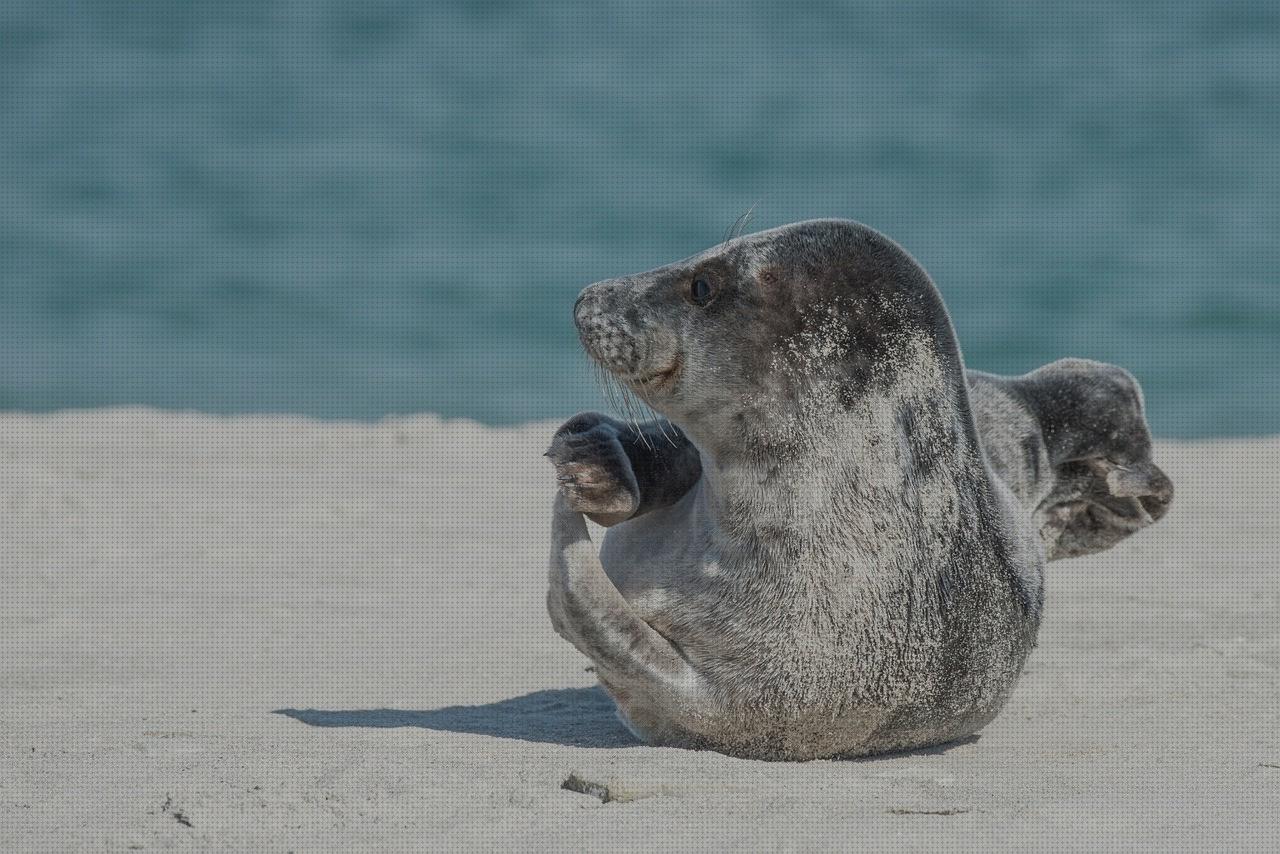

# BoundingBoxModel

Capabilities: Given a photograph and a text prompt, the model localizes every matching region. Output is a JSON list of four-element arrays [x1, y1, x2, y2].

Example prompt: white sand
[[1, 410, 1276, 850]]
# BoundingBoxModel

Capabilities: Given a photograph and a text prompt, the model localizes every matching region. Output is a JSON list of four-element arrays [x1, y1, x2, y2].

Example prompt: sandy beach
[[1, 409, 1276, 850]]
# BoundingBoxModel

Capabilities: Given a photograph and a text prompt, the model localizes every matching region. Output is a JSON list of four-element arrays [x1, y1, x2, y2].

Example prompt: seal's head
[[574, 219, 971, 457]]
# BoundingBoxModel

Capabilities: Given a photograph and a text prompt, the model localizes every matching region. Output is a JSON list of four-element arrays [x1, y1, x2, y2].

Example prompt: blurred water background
[[1, 1, 1277, 437]]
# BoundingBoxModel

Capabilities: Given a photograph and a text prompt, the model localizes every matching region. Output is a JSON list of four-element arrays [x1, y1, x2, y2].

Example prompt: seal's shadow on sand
[[274, 686, 641, 749], [276, 688, 982, 758]]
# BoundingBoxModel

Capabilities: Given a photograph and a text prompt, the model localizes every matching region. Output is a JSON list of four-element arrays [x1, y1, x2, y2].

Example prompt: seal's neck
[[699, 435, 896, 536], [678, 325, 988, 552], [691, 380, 985, 563], [696, 448, 844, 539]]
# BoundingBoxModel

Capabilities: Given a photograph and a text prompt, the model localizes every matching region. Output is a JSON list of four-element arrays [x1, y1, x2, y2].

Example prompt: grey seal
[[545, 219, 1172, 760]]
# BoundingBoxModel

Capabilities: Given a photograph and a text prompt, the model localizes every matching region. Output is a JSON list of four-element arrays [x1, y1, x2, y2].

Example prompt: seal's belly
[[607, 622, 1026, 761], [609, 614, 1030, 761], [595, 477, 1040, 760], [597, 487, 715, 621], [601, 556, 1033, 756]]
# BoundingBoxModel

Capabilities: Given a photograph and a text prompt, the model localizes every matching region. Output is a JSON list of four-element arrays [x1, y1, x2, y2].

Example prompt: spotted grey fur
[[546, 219, 1172, 760]]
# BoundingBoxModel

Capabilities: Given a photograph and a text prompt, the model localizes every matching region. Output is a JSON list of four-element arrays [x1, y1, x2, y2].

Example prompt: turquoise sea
[[1, 1, 1277, 437]]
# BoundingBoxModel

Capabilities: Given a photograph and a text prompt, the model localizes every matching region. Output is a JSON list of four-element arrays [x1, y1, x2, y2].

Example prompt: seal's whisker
[[654, 417, 681, 447], [591, 362, 654, 449], [723, 202, 759, 245], [722, 213, 742, 246], [594, 363, 622, 413], [599, 365, 663, 451], [617, 384, 655, 449], [734, 202, 758, 240]]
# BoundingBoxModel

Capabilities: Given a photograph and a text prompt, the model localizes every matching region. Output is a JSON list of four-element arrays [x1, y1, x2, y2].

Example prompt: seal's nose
[[573, 284, 607, 330]]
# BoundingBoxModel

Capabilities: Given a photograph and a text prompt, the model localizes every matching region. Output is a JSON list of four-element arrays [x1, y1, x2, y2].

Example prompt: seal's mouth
[[627, 354, 683, 392]]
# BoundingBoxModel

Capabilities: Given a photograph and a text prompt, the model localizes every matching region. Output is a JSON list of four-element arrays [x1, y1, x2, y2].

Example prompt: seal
[[545, 219, 1172, 760]]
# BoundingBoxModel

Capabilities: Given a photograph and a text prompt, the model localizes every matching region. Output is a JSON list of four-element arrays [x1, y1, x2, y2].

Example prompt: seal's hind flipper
[[1036, 456, 1173, 560], [968, 359, 1174, 561], [1012, 358, 1173, 560]]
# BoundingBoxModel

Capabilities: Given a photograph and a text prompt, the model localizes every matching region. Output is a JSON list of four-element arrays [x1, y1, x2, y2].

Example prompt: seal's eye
[[689, 276, 715, 306]]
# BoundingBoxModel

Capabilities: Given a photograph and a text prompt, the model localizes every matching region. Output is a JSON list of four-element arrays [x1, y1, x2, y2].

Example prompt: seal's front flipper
[[547, 412, 701, 527], [1037, 456, 1173, 560], [547, 415, 642, 526]]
